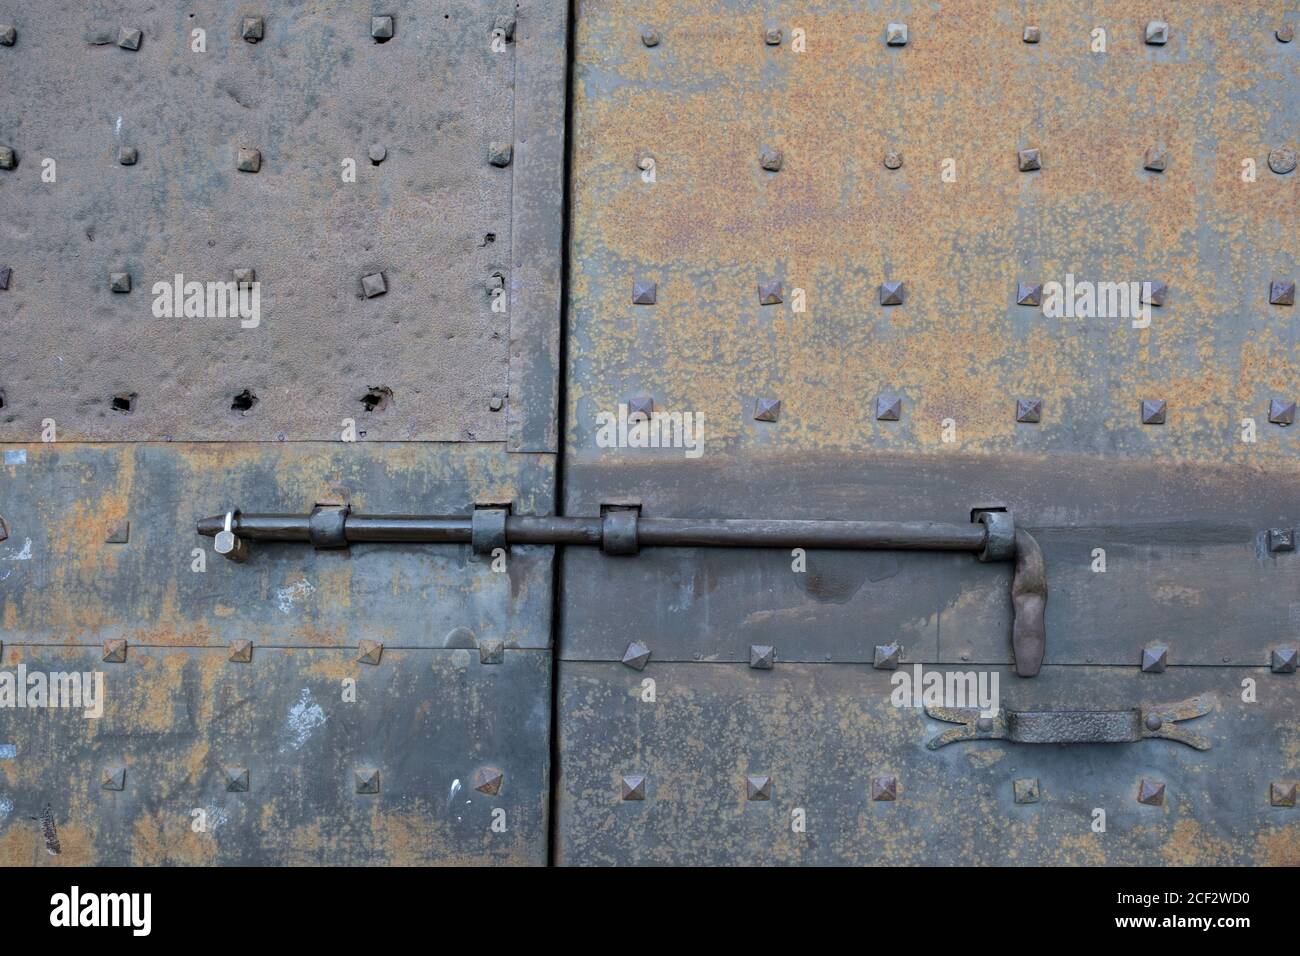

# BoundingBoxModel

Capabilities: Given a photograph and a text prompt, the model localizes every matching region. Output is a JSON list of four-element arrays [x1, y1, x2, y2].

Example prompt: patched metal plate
[[0, 1, 566, 444], [0, 443, 555, 648], [0, 644, 549, 865], [555, 664, 1299, 865]]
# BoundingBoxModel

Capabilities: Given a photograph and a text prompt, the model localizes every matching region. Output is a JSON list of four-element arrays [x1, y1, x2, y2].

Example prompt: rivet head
[[0, 25, 15, 46], [361, 272, 387, 298], [975, 716, 994, 733], [627, 395, 654, 418], [764, 28, 782, 46], [1268, 400, 1296, 425], [621, 640, 651, 670], [474, 767, 504, 795], [1016, 282, 1042, 306], [1268, 147, 1297, 175], [883, 150, 903, 169], [102, 639, 127, 663], [228, 639, 253, 663], [118, 146, 138, 166], [105, 519, 130, 543], [749, 644, 775, 669], [1137, 779, 1166, 805], [760, 148, 783, 171], [117, 27, 142, 51], [757, 280, 783, 305], [879, 280, 905, 306], [356, 639, 384, 665], [1144, 712, 1164, 731], [101, 767, 126, 791], [885, 23, 908, 46], [488, 142, 513, 167], [110, 272, 132, 294], [1013, 778, 1040, 804], [479, 639, 504, 664], [1022, 26, 1040, 44], [1278, 24, 1296, 43], [1271, 645, 1299, 673], [1271, 781, 1298, 807], [368, 144, 387, 164], [875, 395, 902, 422], [225, 767, 250, 792], [1144, 21, 1168, 45], [355, 768, 381, 794], [1143, 146, 1167, 172], [870, 776, 898, 801], [1140, 642, 1169, 672], [632, 279, 657, 305], [873, 643, 901, 670], [753, 397, 781, 422], [746, 775, 772, 801], [1269, 279, 1296, 305], [0, 146, 16, 170], [1140, 280, 1167, 306], [241, 17, 264, 42], [1017, 148, 1041, 171], [235, 147, 261, 172], [1015, 399, 1042, 423], [640, 29, 660, 48], [371, 16, 394, 40], [488, 394, 504, 412], [621, 774, 647, 800], [1140, 399, 1167, 425]]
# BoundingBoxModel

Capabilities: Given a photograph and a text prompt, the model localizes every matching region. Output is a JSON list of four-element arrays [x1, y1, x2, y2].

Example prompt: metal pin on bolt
[[214, 511, 249, 562]]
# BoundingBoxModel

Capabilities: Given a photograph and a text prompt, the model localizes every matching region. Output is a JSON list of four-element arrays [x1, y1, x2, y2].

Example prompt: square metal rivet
[[632, 279, 657, 304], [479, 639, 504, 664], [361, 272, 387, 298], [1268, 399, 1296, 425], [101, 766, 126, 791], [870, 775, 897, 801], [1140, 642, 1168, 672], [118, 146, 137, 166], [371, 16, 394, 40], [764, 27, 782, 46], [1271, 646, 1298, 673], [873, 643, 901, 670], [1145, 21, 1168, 45], [1269, 280, 1296, 306], [236, 147, 261, 172], [876, 395, 902, 421], [879, 280, 905, 306], [758, 280, 783, 305], [1016, 399, 1042, 423], [749, 644, 775, 669], [1022, 26, 1040, 43], [1271, 782, 1298, 807], [1137, 779, 1165, 805], [242, 17, 264, 42], [1268, 528, 1295, 553], [1140, 399, 1167, 425], [753, 397, 781, 422], [1140, 280, 1167, 306], [746, 775, 772, 801], [474, 767, 504, 794], [1143, 146, 1167, 172], [1016, 282, 1042, 306], [105, 519, 130, 543], [110, 272, 132, 293], [488, 142, 513, 167], [1013, 778, 1040, 804], [621, 774, 646, 800], [622, 640, 651, 670], [356, 639, 384, 665], [0, 146, 16, 170], [1017, 148, 1041, 171], [228, 639, 253, 663], [225, 767, 250, 792], [355, 768, 381, 794], [627, 395, 654, 418], [102, 639, 127, 663], [117, 27, 142, 51], [885, 23, 908, 46], [0, 25, 15, 46]]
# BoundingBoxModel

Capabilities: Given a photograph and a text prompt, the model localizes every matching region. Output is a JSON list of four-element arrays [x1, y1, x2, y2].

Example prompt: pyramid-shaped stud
[[236, 146, 261, 172], [632, 279, 657, 305], [753, 397, 781, 422], [474, 767, 504, 795], [759, 148, 783, 171], [1271, 646, 1298, 673], [873, 643, 901, 670], [749, 644, 775, 669], [1017, 148, 1041, 171], [371, 16, 394, 40], [102, 639, 127, 663], [1140, 280, 1166, 306], [241, 17, 264, 42], [479, 639, 504, 664], [758, 280, 783, 305], [1013, 778, 1040, 804], [885, 22, 908, 46], [356, 639, 384, 665], [101, 767, 126, 791], [1143, 146, 1167, 172], [361, 272, 387, 298], [870, 775, 897, 801], [228, 639, 253, 663], [1136, 779, 1165, 805], [746, 775, 772, 801], [627, 395, 654, 419], [1269, 280, 1296, 305], [355, 768, 381, 794], [1140, 399, 1167, 425], [110, 272, 132, 293], [879, 280, 905, 306], [0, 146, 16, 170], [118, 27, 142, 51], [621, 640, 651, 670], [621, 774, 647, 800], [1271, 781, 1298, 807], [1268, 399, 1296, 425], [1144, 21, 1168, 45], [876, 395, 902, 421], [1268, 528, 1295, 553], [488, 142, 513, 167], [105, 519, 130, 543], [1140, 642, 1169, 673], [1022, 26, 1040, 44], [225, 767, 250, 792], [1016, 282, 1042, 306], [1016, 399, 1042, 423], [118, 146, 138, 166]]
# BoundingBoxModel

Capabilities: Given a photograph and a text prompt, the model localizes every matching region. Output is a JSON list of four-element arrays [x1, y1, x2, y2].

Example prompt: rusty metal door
[[1, 2, 567, 865], [554, 2, 1300, 864]]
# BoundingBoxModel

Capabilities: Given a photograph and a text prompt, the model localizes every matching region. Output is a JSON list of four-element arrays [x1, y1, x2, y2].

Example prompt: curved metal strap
[[1011, 530, 1047, 677]]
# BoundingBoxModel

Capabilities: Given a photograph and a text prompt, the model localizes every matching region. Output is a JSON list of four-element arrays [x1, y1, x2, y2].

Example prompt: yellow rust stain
[[132, 811, 218, 866]]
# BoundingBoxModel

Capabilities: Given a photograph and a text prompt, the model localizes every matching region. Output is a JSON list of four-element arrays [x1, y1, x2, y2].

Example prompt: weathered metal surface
[[0, 1, 565, 442], [0, 644, 550, 865], [554, 664, 1299, 865], [0, 443, 555, 648]]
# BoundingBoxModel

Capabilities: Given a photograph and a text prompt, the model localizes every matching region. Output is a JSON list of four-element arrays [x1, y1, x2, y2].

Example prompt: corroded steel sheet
[[555, 663, 1299, 865], [0, 645, 550, 865]]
